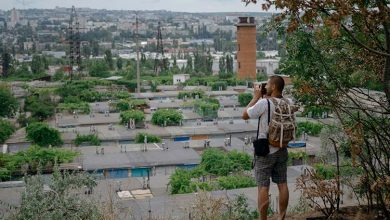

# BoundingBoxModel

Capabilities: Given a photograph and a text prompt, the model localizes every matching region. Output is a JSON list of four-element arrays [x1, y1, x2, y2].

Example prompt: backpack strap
[[256, 99, 270, 140]]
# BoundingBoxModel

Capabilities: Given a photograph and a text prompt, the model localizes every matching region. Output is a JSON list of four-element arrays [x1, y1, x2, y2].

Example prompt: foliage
[[238, 93, 253, 107], [201, 149, 252, 176], [74, 134, 100, 146], [0, 84, 19, 118], [24, 95, 56, 121], [177, 89, 205, 99], [129, 99, 148, 110], [296, 168, 342, 218], [52, 69, 65, 81], [296, 121, 324, 137], [0, 145, 78, 181], [169, 149, 253, 195], [89, 60, 110, 78], [57, 102, 90, 114], [1, 51, 12, 77], [0, 119, 15, 144], [151, 109, 183, 126], [119, 110, 145, 124], [12, 168, 101, 220], [168, 168, 192, 194], [256, 72, 268, 82], [115, 99, 131, 111], [26, 122, 63, 147], [217, 175, 256, 190], [193, 98, 220, 119], [135, 133, 161, 144], [211, 81, 227, 91]]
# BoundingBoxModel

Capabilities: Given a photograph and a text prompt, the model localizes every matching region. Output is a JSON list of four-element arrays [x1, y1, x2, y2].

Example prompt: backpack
[[268, 98, 298, 148]]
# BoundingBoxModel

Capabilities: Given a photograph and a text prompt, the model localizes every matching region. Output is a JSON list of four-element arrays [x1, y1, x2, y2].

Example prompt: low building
[[256, 58, 280, 76], [173, 74, 190, 85]]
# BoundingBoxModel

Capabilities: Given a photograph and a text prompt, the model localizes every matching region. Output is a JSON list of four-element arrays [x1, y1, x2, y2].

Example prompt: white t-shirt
[[247, 98, 293, 154]]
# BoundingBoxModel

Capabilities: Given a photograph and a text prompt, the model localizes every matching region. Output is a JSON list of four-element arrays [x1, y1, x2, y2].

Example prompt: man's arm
[[242, 84, 263, 120]]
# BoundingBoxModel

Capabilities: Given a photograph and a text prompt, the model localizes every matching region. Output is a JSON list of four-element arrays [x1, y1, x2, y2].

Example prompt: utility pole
[[136, 13, 140, 94]]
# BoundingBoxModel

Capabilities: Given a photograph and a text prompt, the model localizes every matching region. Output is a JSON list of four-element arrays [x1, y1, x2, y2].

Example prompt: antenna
[[136, 12, 140, 94], [67, 6, 82, 80], [154, 22, 167, 75]]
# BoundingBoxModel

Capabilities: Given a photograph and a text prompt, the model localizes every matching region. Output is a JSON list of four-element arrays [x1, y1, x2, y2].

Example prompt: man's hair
[[270, 75, 285, 92]]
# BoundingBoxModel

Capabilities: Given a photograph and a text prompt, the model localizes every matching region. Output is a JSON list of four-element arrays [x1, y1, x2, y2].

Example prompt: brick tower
[[236, 17, 256, 80]]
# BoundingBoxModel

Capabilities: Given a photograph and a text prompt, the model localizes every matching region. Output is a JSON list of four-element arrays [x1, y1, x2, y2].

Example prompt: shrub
[[238, 93, 253, 107], [115, 100, 131, 111], [57, 102, 90, 114], [26, 122, 63, 147], [287, 151, 309, 165], [24, 96, 56, 121], [0, 119, 15, 144], [129, 99, 148, 110], [74, 134, 100, 146], [120, 110, 145, 124], [135, 133, 161, 143], [151, 109, 183, 126], [0, 145, 78, 180], [211, 81, 227, 91], [169, 168, 192, 194], [296, 121, 324, 137], [217, 175, 256, 190], [227, 150, 252, 172], [194, 98, 220, 119], [177, 89, 205, 99]]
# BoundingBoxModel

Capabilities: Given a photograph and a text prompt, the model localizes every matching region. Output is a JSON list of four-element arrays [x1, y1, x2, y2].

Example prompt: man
[[242, 75, 289, 220]]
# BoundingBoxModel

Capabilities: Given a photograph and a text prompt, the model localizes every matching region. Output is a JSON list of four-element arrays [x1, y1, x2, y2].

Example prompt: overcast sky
[[0, 0, 275, 12]]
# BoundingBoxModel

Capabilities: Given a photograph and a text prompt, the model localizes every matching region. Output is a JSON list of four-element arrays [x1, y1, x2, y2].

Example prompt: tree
[[31, 54, 45, 74], [1, 51, 11, 77], [26, 122, 63, 147], [25, 94, 55, 121], [89, 60, 110, 78], [0, 119, 15, 144], [91, 40, 99, 57], [104, 49, 114, 70], [116, 57, 123, 70], [0, 84, 19, 118], [12, 168, 101, 220]]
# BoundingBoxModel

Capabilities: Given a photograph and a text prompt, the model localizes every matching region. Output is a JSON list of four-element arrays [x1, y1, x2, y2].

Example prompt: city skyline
[[0, 0, 277, 12]]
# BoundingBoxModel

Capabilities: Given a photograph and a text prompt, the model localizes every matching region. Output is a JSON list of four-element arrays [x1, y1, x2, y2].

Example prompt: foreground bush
[[169, 149, 253, 194], [0, 145, 78, 181], [0, 119, 15, 144]]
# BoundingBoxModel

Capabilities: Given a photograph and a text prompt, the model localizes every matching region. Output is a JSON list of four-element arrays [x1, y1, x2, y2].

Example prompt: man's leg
[[277, 183, 289, 220], [258, 186, 270, 220]]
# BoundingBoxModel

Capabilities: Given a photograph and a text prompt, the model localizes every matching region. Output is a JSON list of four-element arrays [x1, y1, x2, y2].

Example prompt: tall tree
[[1, 51, 11, 77], [104, 49, 114, 70], [31, 55, 45, 74], [116, 57, 123, 70], [0, 85, 19, 118]]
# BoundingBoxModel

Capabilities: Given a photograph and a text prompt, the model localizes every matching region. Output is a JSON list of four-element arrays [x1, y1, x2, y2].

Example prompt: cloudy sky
[[0, 0, 275, 12]]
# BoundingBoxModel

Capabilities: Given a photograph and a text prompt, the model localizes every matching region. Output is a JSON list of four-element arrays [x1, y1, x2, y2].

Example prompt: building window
[[238, 44, 240, 51], [238, 62, 241, 69]]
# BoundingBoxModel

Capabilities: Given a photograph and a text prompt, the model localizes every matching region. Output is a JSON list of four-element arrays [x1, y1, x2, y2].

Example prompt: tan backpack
[[268, 98, 298, 148]]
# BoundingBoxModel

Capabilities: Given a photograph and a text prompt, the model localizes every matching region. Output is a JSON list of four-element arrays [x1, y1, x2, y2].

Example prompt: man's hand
[[253, 84, 262, 100]]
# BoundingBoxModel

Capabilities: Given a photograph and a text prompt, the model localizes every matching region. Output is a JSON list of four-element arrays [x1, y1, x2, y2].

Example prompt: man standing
[[242, 75, 290, 220]]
